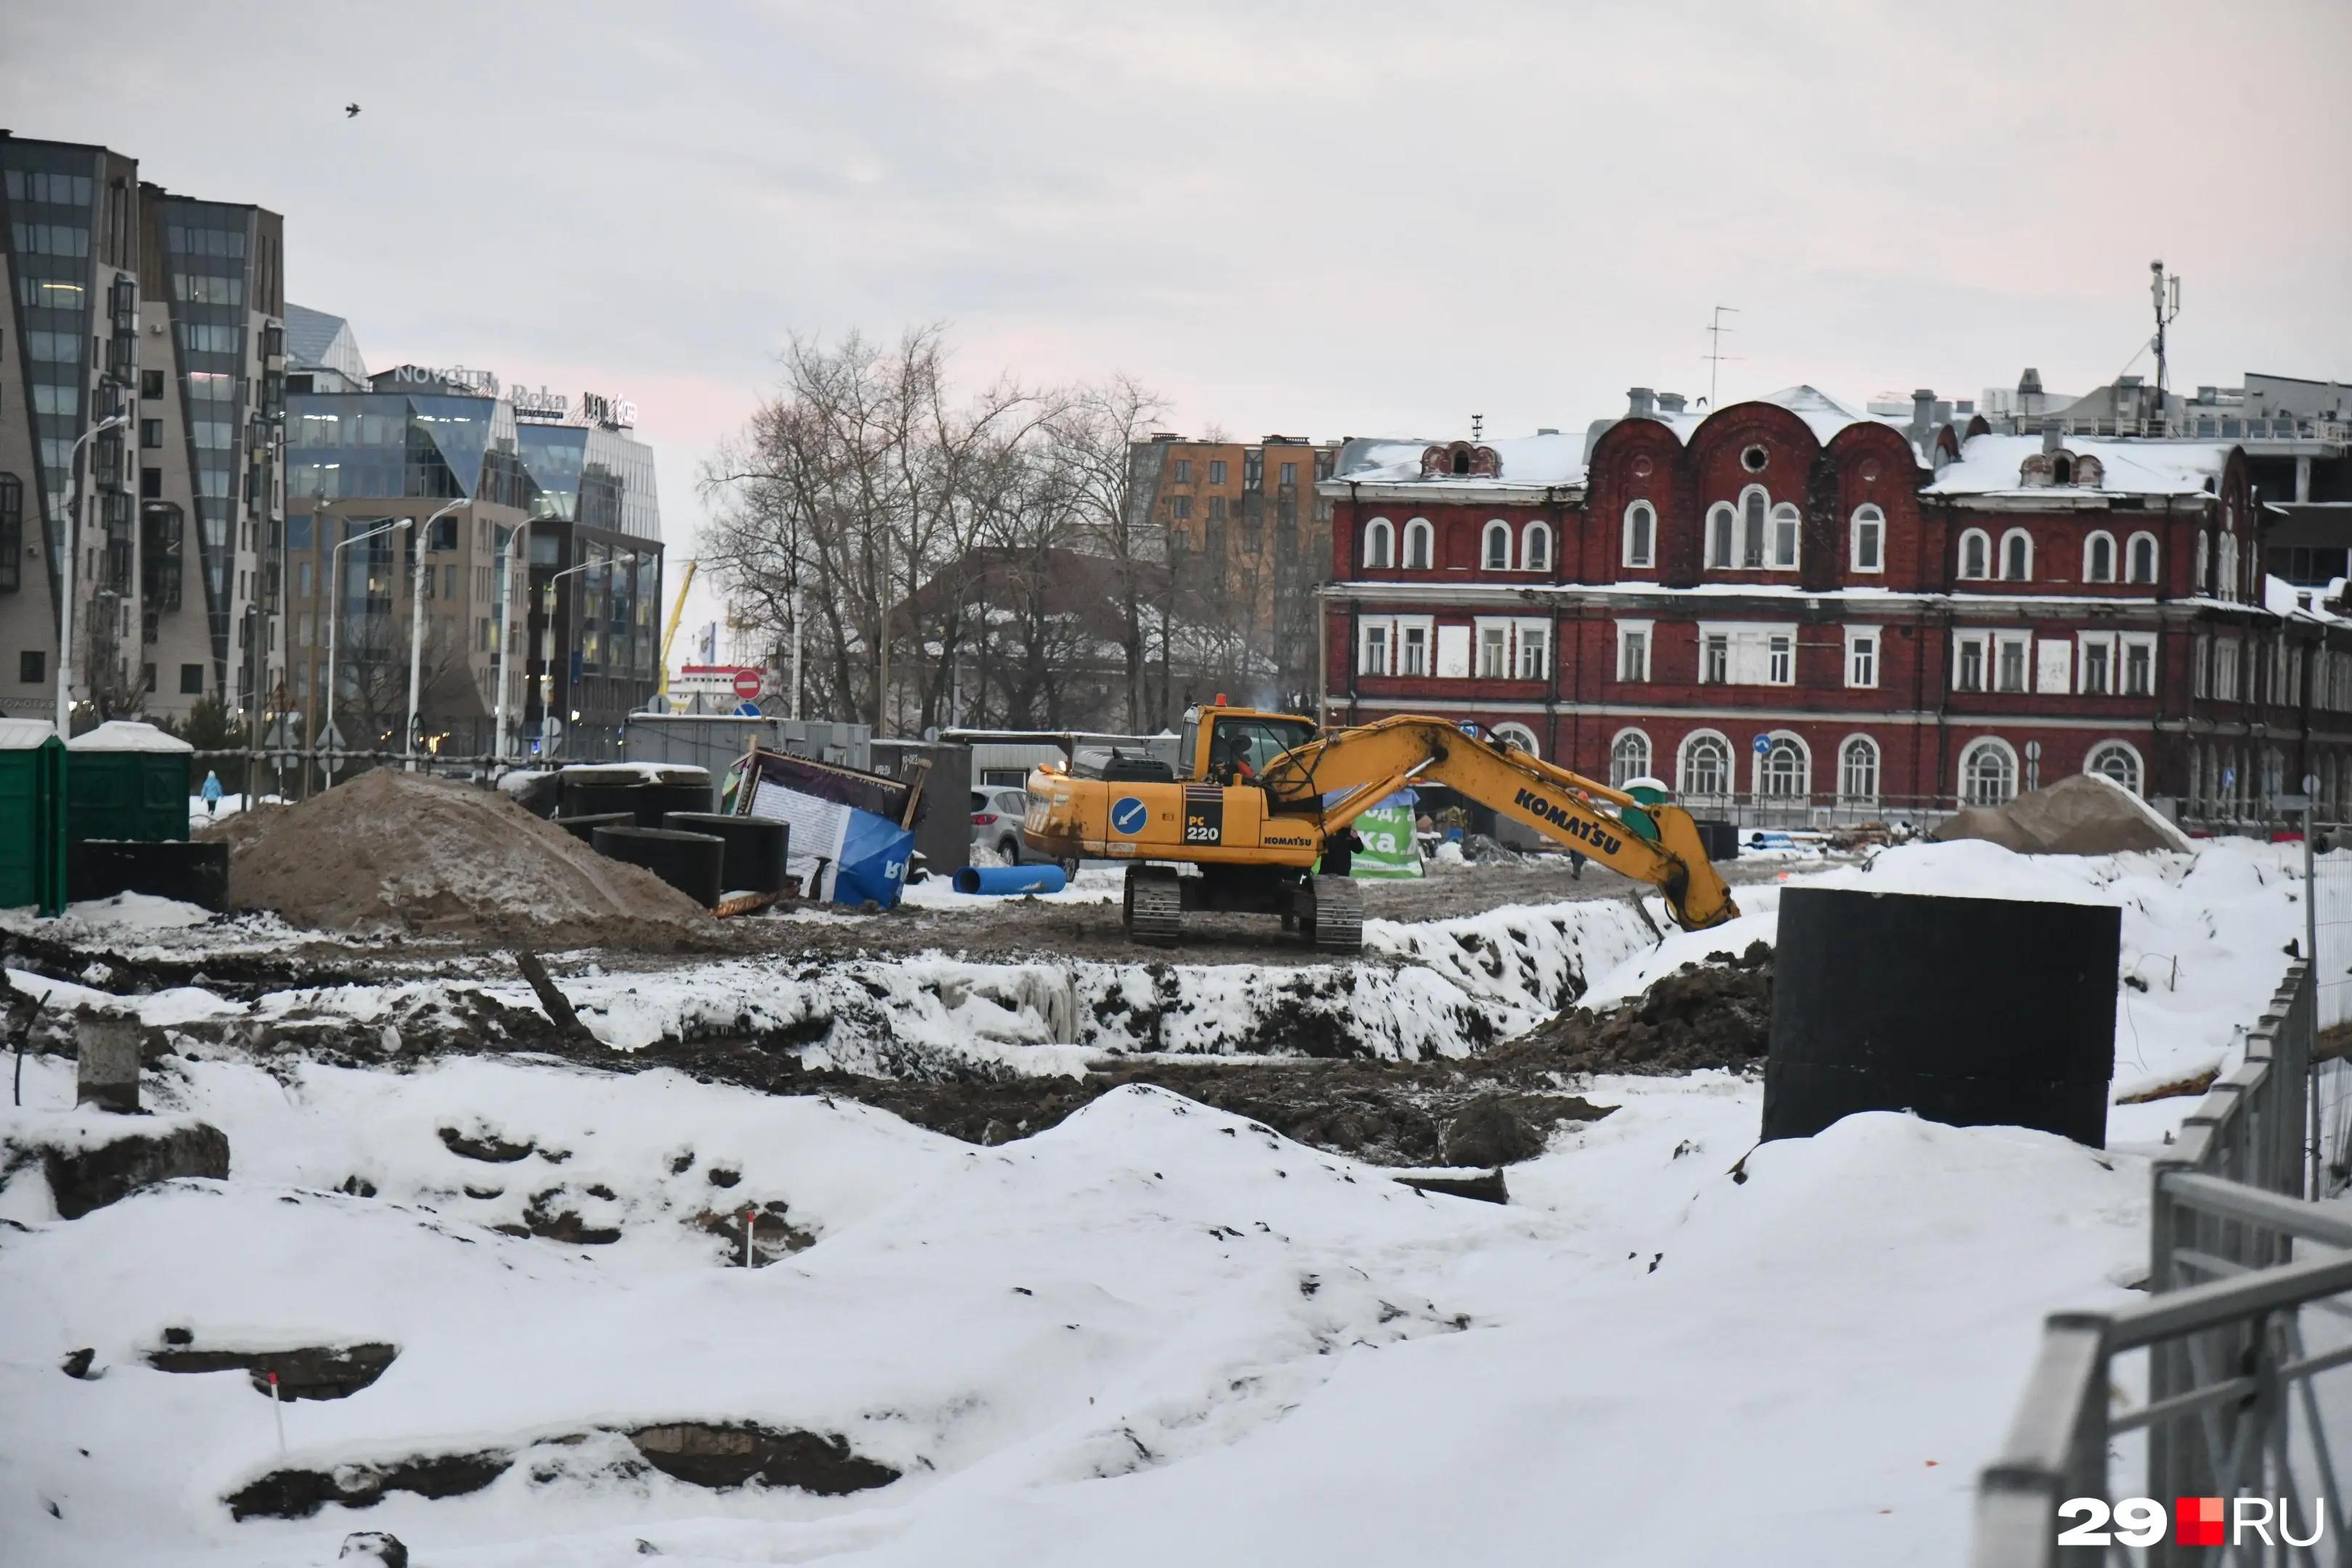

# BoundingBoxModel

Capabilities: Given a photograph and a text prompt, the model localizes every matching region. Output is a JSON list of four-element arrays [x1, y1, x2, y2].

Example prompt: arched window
[[1622, 502, 1655, 569], [1482, 520, 1512, 571], [2000, 528, 2033, 581], [1609, 728, 1651, 788], [1959, 528, 1991, 580], [1850, 505, 1885, 573], [1679, 730, 1733, 798], [2197, 531, 2210, 593], [1706, 504, 1734, 569], [1960, 738, 2018, 806], [1522, 520, 1551, 573], [2086, 740, 2142, 796], [1403, 518, 1434, 571], [2052, 454, 2074, 485], [1491, 722, 1540, 757], [1451, 449, 1471, 475], [1361, 518, 1394, 569], [1756, 734, 1809, 799], [1768, 503, 1800, 569], [2126, 531, 2158, 585], [2218, 534, 2238, 602], [2083, 531, 2117, 584], [1839, 735, 1879, 803], [1741, 487, 1768, 568]]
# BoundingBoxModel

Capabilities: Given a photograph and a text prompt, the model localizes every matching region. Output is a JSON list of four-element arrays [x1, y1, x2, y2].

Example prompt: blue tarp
[[833, 807, 915, 907]]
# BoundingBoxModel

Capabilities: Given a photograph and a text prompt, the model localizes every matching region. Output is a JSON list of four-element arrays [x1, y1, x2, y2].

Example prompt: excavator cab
[[1183, 703, 1317, 787]]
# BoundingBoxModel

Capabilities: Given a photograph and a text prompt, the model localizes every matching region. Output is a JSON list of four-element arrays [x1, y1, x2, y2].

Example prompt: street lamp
[[489, 521, 533, 774], [404, 496, 468, 772], [538, 548, 634, 759], [320, 514, 410, 786], [57, 409, 130, 736]]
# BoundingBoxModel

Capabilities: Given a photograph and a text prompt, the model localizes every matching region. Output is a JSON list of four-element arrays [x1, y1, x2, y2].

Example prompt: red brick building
[[1318, 385, 2352, 825]]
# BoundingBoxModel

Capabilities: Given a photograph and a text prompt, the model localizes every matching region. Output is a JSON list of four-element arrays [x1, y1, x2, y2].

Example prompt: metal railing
[[1972, 963, 2352, 1566]]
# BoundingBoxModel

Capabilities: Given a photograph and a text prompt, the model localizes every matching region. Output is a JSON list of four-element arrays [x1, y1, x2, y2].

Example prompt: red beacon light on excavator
[[1213, 693, 1228, 706]]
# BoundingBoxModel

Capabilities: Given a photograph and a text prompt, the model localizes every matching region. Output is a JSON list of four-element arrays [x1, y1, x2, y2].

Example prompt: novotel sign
[[389, 362, 501, 396]]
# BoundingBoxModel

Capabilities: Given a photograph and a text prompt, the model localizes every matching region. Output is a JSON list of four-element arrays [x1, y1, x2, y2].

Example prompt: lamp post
[[539, 548, 633, 760], [404, 497, 468, 772], [322, 515, 409, 786], [490, 521, 532, 774], [57, 409, 129, 736]]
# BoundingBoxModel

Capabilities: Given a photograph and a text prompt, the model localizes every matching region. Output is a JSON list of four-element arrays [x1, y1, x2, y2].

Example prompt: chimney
[[1932, 400, 1952, 427], [2041, 424, 2064, 454], [2019, 367, 2043, 395], [1626, 387, 1656, 417], [1656, 392, 1686, 415], [1910, 388, 1935, 441], [1535, 427, 1559, 436]]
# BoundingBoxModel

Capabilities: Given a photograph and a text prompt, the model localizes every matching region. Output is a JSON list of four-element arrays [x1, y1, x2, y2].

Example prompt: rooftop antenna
[[1470, 413, 1484, 442], [1704, 305, 1742, 407], [2149, 260, 2181, 417]]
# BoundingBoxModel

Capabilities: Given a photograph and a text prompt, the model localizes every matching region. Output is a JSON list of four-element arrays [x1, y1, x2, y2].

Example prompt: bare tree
[[1042, 375, 1171, 732]]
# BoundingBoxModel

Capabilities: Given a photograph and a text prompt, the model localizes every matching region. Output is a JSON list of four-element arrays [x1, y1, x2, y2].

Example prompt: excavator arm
[[1257, 716, 1739, 931]]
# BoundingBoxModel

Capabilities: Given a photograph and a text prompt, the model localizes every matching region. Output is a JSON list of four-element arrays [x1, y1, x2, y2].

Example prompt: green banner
[[1347, 804, 1423, 878]]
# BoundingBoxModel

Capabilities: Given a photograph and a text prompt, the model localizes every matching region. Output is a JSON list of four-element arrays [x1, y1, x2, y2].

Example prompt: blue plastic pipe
[[953, 864, 1069, 895]]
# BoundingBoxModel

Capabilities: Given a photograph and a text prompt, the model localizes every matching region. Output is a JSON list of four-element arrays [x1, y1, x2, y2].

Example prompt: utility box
[[1763, 886, 2120, 1148], [0, 719, 68, 915], [65, 721, 192, 845]]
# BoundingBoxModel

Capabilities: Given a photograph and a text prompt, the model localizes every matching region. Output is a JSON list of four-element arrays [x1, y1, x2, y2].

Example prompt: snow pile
[[1593, 838, 2303, 1098]]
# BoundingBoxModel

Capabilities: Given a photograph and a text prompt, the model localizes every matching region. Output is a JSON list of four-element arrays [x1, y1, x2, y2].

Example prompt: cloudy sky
[[10, 0, 2349, 637]]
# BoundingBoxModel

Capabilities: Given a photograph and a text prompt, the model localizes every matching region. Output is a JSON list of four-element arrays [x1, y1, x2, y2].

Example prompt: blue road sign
[[1111, 796, 1149, 835], [1752, 732, 1772, 756], [732, 700, 763, 717]]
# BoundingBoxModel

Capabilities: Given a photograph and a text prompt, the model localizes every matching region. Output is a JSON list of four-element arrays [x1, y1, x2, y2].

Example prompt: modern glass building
[[513, 415, 662, 754], [0, 133, 141, 720]]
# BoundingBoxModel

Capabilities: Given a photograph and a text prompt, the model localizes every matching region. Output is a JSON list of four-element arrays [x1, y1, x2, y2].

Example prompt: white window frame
[[1705, 504, 1735, 570], [1403, 518, 1434, 571], [1700, 630, 1730, 685], [1492, 722, 1540, 757], [1521, 520, 1552, 573], [1768, 502, 1801, 570], [1696, 621, 1799, 687], [2194, 634, 2210, 698], [1482, 519, 1513, 571], [2085, 739, 2144, 796], [1615, 619, 1653, 684], [1361, 517, 1395, 569], [1739, 485, 1772, 569], [1753, 731, 1810, 799], [1845, 626, 1879, 689], [1959, 528, 1992, 581], [1621, 501, 1655, 569], [2126, 531, 2159, 585], [1837, 733, 1880, 804], [2083, 530, 2118, 584], [2118, 632, 2150, 699], [1678, 729, 1735, 799], [1953, 630, 1990, 693], [1850, 504, 1885, 574], [2215, 636, 2240, 700], [1514, 618, 1552, 680], [1996, 631, 2033, 693], [1766, 631, 1795, 685], [1999, 528, 2034, 582], [1959, 737, 2020, 806], [1474, 616, 1511, 679], [1609, 727, 1651, 788], [2076, 632, 2118, 695], [2218, 534, 2238, 602]]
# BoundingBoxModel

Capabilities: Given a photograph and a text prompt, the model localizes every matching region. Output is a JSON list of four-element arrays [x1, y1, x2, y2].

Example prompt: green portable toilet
[[0, 719, 68, 915], [65, 719, 193, 844]]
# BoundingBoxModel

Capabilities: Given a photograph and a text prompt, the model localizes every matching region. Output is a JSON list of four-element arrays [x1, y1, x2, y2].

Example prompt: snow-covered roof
[[1331, 433, 1590, 491], [1652, 385, 1899, 446], [0, 718, 58, 750], [1925, 434, 2233, 499], [65, 719, 193, 754]]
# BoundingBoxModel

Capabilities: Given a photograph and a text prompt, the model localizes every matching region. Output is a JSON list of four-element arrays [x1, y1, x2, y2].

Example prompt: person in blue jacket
[[200, 770, 224, 820]]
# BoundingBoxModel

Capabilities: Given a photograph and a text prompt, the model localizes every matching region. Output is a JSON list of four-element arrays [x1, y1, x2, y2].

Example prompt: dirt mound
[[1934, 772, 2193, 855], [1497, 941, 1774, 1077], [223, 770, 714, 947]]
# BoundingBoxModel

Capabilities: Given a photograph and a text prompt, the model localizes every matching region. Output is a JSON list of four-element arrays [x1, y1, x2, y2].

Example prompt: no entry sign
[[732, 669, 764, 700]]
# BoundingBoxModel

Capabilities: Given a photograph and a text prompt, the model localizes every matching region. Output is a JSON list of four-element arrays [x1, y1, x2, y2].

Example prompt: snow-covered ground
[[0, 839, 2320, 1566]]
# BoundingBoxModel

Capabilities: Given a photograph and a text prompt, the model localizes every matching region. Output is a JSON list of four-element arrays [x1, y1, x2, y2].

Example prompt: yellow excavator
[[1023, 702, 1739, 952]]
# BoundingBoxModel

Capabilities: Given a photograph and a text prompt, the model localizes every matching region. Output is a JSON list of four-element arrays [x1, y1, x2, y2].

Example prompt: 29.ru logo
[[2059, 1495, 2325, 1548]]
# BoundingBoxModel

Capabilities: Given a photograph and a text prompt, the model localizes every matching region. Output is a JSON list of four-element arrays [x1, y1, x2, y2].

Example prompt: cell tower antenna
[[1470, 413, 1484, 442], [1704, 305, 1742, 407], [2149, 260, 2182, 415]]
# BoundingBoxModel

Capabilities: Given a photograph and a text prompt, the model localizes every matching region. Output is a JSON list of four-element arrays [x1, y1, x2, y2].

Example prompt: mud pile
[[1932, 772, 2194, 856], [221, 770, 714, 947], [1496, 940, 1774, 1077]]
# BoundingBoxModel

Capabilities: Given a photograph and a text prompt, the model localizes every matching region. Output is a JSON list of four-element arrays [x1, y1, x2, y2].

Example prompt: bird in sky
[[345, 103, 362, 118]]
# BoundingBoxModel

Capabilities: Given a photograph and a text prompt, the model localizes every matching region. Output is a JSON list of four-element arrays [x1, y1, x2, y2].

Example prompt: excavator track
[[1301, 874, 1363, 954], [1123, 865, 1183, 947]]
